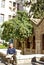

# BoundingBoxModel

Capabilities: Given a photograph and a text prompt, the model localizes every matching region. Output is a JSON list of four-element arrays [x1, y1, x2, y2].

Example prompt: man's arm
[[14, 48, 17, 55], [7, 49, 9, 54]]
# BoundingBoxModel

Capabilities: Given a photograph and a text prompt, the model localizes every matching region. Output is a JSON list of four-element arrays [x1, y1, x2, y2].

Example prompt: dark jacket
[[7, 48, 16, 54]]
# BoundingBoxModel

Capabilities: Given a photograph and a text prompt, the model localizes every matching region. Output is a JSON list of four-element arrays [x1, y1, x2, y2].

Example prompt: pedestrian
[[6, 43, 17, 65]]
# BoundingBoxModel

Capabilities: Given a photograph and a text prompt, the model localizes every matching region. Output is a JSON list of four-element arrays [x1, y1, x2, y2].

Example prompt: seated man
[[6, 43, 17, 65]]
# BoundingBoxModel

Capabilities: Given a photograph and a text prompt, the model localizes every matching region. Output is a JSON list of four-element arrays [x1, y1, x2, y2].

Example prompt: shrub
[[3, 43, 8, 47], [0, 45, 7, 49]]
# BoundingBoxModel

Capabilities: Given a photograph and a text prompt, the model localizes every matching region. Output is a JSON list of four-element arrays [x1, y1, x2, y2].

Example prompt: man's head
[[9, 43, 13, 48]]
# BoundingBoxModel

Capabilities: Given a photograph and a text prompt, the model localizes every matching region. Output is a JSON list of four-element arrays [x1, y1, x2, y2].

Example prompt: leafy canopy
[[0, 26, 2, 37], [1, 11, 33, 41], [31, 0, 44, 18]]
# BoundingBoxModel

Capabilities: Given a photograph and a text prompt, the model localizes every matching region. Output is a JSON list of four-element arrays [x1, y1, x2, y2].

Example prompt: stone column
[[35, 39, 42, 54], [29, 36, 33, 54], [24, 41, 26, 54], [35, 31, 42, 54]]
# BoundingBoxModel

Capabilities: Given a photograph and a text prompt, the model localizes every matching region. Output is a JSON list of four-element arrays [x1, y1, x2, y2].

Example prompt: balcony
[[31, 0, 37, 4], [9, 1, 12, 11]]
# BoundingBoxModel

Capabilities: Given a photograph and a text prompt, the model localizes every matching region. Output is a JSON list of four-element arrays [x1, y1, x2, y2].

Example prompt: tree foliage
[[31, 0, 44, 18], [1, 11, 33, 41], [0, 26, 2, 37]]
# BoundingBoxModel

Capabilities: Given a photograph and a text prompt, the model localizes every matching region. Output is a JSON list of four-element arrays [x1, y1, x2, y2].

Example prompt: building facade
[[0, 0, 17, 25], [0, 0, 41, 55], [0, 0, 37, 25]]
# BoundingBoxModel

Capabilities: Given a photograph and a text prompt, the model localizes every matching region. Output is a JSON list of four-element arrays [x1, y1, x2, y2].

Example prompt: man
[[6, 43, 17, 65], [7, 43, 16, 54]]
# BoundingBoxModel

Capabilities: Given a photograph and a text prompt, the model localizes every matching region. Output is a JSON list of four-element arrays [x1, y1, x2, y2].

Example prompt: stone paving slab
[[0, 62, 42, 65], [0, 60, 42, 65], [0, 62, 5, 65], [0, 62, 32, 65], [18, 63, 32, 65]]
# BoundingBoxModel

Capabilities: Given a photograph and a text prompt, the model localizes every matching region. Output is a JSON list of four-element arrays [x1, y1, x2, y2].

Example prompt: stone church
[[30, 17, 44, 54], [14, 17, 44, 54]]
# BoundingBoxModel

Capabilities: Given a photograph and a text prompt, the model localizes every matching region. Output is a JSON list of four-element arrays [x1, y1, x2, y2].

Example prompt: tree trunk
[[29, 36, 33, 54], [13, 39, 17, 48], [21, 41, 26, 55]]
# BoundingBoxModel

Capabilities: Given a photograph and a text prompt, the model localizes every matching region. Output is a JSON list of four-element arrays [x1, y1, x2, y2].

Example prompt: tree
[[1, 11, 33, 54], [30, 0, 44, 18]]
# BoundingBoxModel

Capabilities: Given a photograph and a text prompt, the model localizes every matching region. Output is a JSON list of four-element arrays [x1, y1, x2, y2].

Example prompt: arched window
[[42, 34, 44, 50], [26, 37, 30, 48]]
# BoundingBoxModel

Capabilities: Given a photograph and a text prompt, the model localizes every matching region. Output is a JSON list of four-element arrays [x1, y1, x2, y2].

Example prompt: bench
[[37, 61, 44, 64], [31, 62, 40, 65]]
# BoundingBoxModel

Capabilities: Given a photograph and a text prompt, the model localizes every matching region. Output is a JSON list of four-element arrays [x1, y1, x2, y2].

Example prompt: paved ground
[[0, 58, 41, 65], [0, 63, 32, 65], [0, 61, 41, 65], [0, 59, 32, 65], [0, 49, 43, 65], [0, 61, 5, 65], [18, 63, 32, 65], [0, 62, 32, 65]]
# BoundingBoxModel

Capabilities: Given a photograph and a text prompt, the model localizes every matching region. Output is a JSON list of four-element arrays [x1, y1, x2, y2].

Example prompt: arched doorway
[[17, 40, 22, 49], [26, 37, 30, 48], [42, 34, 44, 53], [33, 36, 35, 49], [32, 36, 35, 53]]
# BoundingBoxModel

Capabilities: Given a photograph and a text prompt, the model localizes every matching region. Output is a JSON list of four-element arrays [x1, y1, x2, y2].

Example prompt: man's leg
[[6, 58, 11, 65], [12, 54, 17, 65]]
